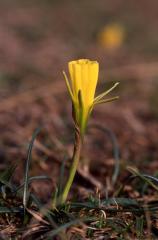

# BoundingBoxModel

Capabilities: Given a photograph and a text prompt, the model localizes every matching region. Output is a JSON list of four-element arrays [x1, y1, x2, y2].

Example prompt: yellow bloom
[[63, 59, 119, 136], [98, 23, 125, 50]]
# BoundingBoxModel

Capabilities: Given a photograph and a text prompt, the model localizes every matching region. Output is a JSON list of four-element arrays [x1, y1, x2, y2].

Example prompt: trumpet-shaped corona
[[63, 59, 119, 136]]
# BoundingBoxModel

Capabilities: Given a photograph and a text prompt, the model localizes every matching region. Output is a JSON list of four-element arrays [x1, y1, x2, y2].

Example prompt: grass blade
[[0, 165, 16, 182], [23, 128, 40, 210], [0, 207, 22, 213], [45, 218, 82, 239], [17, 175, 51, 192], [89, 124, 120, 184], [127, 167, 158, 192], [58, 156, 67, 198]]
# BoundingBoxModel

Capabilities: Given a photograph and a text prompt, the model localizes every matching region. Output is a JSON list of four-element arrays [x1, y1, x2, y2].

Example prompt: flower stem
[[60, 125, 82, 204]]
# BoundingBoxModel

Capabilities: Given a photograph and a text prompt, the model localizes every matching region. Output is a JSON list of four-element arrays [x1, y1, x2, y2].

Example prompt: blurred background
[[0, 0, 158, 196]]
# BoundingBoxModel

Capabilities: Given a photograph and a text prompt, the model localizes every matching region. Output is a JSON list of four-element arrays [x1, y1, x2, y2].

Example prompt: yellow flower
[[98, 23, 125, 50], [63, 59, 119, 136]]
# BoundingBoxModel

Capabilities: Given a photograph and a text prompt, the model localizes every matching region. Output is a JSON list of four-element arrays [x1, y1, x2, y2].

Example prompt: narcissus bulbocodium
[[63, 59, 119, 136]]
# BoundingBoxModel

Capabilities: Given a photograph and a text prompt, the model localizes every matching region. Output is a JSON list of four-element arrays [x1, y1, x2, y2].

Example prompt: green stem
[[60, 126, 82, 204]]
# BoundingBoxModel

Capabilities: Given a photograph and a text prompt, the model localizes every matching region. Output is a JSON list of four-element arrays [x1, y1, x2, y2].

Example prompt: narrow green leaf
[[63, 71, 74, 101], [94, 96, 119, 105], [0, 207, 22, 213], [57, 156, 67, 198], [94, 82, 119, 103], [127, 167, 158, 191], [89, 124, 120, 184], [23, 128, 40, 211], [143, 174, 158, 184], [78, 90, 84, 127], [17, 175, 51, 192], [0, 165, 16, 182], [136, 216, 144, 239], [45, 218, 94, 239]]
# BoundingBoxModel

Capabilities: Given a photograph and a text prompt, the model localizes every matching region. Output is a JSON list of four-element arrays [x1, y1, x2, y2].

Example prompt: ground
[[0, 0, 158, 239]]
